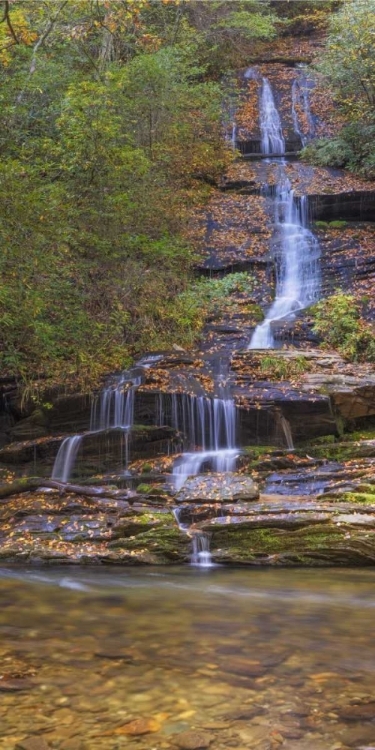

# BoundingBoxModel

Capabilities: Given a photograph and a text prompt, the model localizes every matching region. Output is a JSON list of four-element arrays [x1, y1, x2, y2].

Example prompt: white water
[[249, 170, 320, 349], [51, 435, 83, 483], [260, 78, 285, 155], [161, 393, 238, 489], [191, 532, 214, 568], [173, 449, 239, 492], [52, 372, 141, 482], [173, 501, 214, 567], [90, 374, 141, 431], [292, 70, 315, 147], [279, 413, 294, 451]]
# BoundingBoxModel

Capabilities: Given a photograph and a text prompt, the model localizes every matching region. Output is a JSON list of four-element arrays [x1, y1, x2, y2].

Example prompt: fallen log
[[0, 478, 136, 502]]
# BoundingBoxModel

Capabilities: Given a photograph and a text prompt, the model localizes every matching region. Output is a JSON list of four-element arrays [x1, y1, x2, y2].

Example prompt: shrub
[[312, 292, 375, 362]]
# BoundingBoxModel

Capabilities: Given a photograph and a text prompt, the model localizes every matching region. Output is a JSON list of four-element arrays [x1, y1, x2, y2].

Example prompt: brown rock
[[173, 731, 215, 749], [113, 717, 161, 735], [224, 657, 267, 678], [16, 739, 51, 750], [224, 707, 265, 721], [341, 723, 375, 745], [0, 678, 35, 692], [338, 701, 375, 721]]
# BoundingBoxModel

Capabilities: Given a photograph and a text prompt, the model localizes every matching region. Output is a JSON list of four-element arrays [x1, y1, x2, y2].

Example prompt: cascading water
[[249, 171, 320, 349], [260, 77, 285, 155], [51, 435, 83, 483], [156, 389, 238, 491], [248, 71, 320, 350], [51, 372, 141, 482], [171, 393, 238, 490], [191, 532, 213, 568], [173, 509, 213, 566], [292, 68, 315, 147], [244, 69, 285, 155], [90, 374, 141, 431]]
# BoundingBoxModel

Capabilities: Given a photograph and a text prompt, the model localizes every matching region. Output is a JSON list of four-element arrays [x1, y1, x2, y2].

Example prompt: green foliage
[[0, 2, 239, 388], [312, 292, 375, 363], [318, 0, 375, 121], [303, 122, 375, 178], [305, 0, 375, 177], [302, 136, 354, 170], [190, 272, 261, 321], [178, 1, 277, 75], [315, 220, 348, 229], [257, 355, 309, 380], [197, 272, 255, 301]]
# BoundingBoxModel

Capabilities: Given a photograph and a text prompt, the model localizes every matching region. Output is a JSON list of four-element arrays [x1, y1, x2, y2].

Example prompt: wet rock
[[16, 739, 51, 750], [303, 374, 375, 423], [340, 724, 375, 746], [337, 701, 375, 721], [308, 190, 375, 222], [10, 409, 50, 441], [172, 730, 215, 749], [223, 657, 268, 678], [176, 474, 259, 503], [224, 706, 266, 721], [0, 435, 64, 463], [113, 717, 161, 734], [0, 678, 35, 692], [236, 725, 271, 746]]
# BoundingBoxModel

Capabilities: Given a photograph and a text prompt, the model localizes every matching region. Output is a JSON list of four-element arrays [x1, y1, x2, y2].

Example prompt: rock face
[[0, 425, 179, 469], [308, 191, 375, 221]]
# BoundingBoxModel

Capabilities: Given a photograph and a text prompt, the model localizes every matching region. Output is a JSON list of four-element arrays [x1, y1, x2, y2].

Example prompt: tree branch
[[28, 0, 68, 75], [1, 1, 19, 45]]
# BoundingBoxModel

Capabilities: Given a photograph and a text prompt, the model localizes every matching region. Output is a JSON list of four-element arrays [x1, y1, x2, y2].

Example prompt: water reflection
[[1, 567, 375, 749]]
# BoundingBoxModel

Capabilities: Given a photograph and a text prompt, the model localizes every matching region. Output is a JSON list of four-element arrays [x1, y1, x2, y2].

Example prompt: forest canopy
[[0, 0, 369, 389], [0, 0, 277, 387]]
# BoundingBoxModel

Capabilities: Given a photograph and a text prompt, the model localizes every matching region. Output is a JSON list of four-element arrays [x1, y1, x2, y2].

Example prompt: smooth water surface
[[1, 568, 375, 749]]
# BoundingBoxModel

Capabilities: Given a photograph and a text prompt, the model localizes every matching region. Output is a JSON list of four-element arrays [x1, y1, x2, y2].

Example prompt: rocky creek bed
[[1, 567, 375, 750]]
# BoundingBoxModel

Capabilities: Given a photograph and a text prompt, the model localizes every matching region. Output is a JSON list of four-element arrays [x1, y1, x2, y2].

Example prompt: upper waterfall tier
[[259, 77, 285, 155]]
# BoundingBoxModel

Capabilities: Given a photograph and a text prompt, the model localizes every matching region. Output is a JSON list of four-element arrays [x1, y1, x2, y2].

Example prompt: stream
[[1, 567, 375, 749]]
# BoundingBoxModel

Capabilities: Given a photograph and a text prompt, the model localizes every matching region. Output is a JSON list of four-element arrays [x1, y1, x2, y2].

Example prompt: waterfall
[[249, 168, 320, 349], [260, 78, 285, 155], [51, 435, 83, 483], [156, 391, 238, 489], [52, 372, 141, 483], [275, 410, 294, 451], [90, 374, 141, 431], [292, 70, 315, 147], [171, 394, 238, 488], [191, 532, 213, 568], [173, 509, 214, 567]]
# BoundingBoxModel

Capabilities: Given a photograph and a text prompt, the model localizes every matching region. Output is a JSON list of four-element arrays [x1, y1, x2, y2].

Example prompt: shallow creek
[[1, 568, 375, 750]]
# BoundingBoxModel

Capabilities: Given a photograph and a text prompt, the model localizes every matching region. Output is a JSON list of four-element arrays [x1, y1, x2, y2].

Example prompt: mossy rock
[[315, 220, 348, 230], [209, 522, 375, 565], [340, 491, 375, 505], [109, 526, 190, 563]]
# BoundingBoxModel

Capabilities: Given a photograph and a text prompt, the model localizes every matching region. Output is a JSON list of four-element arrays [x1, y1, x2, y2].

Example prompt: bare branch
[[0, 1, 19, 45], [28, 0, 69, 75]]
